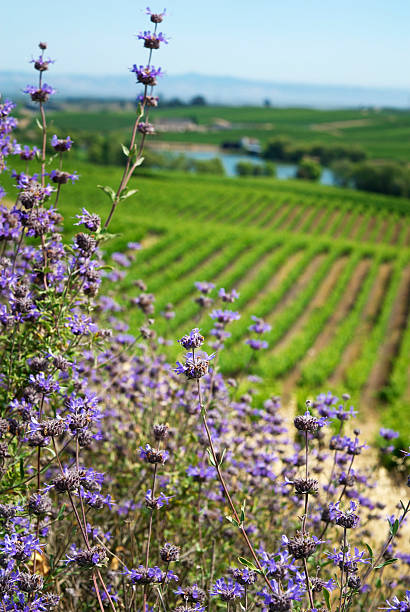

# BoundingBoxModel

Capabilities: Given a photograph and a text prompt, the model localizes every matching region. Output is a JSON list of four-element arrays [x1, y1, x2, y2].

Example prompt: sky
[[2, 0, 410, 89]]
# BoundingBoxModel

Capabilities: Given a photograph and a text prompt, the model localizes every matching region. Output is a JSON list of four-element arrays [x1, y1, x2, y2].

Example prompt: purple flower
[[195, 281, 215, 295], [145, 489, 173, 509], [246, 338, 268, 350], [138, 121, 155, 135], [124, 565, 178, 585], [178, 328, 204, 350], [174, 584, 206, 604], [329, 501, 360, 528], [332, 404, 358, 421], [23, 83, 55, 103], [229, 567, 258, 585], [210, 309, 240, 324], [327, 546, 370, 572], [137, 31, 169, 49], [175, 351, 215, 379], [186, 464, 216, 481], [112, 252, 131, 267], [249, 315, 271, 334], [139, 444, 169, 464], [65, 545, 107, 567], [218, 287, 239, 303], [294, 410, 328, 433], [127, 241, 142, 250], [146, 6, 166, 23], [258, 578, 305, 608], [30, 56, 55, 71], [1, 533, 44, 562], [51, 134, 73, 152], [75, 208, 101, 232], [210, 578, 244, 601], [131, 65, 163, 86], [29, 372, 60, 395], [19, 145, 39, 161], [380, 428, 399, 441], [48, 169, 78, 184], [65, 313, 98, 336], [381, 590, 410, 611]]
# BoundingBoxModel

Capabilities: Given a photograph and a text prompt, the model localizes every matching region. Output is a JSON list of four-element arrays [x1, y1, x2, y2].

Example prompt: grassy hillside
[[40, 106, 410, 161], [2, 162, 410, 446]]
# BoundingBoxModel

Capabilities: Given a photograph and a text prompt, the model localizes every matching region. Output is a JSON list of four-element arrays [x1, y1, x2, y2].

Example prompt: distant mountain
[[1, 70, 409, 109]]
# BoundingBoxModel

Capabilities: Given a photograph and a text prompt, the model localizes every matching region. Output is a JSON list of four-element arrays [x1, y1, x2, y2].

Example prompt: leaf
[[240, 500, 246, 524], [390, 519, 400, 537], [135, 156, 145, 167], [206, 447, 216, 467], [365, 543, 373, 563], [35, 118, 43, 130], [225, 515, 239, 528], [97, 184, 116, 203], [238, 557, 258, 571], [237, 557, 262, 575], [57, 504, 66, 520], [121, 144, 130, 157], [323, 587, 331, 610], [374, 558, 398, 569], [218, 447, 227, 466], [19, 458, 24, 480], [119, 189, 139, 201]]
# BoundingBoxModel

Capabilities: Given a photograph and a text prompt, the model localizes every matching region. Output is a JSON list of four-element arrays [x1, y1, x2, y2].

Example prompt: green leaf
[[323, 587, 331, 610], [119, 189, 139, 201], [365, 543, 373, 563], [121, 144, 130, 157], [390, 519, 400, 537], [240, 500, 246, 524], [237, 557, 262, 575], [225, 515, 239, 528], [97, 184, 116, 203], [135, 156, 145, 167], [206, 447, 216, 467], [374, 558, 398, 569], [35, 118, 43, 130], [57, 504, 66, 521], [218, 447, 227, 466]]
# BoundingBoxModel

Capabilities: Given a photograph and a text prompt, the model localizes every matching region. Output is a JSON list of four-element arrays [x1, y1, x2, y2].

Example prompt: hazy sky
[[2, 0, 410, 88]]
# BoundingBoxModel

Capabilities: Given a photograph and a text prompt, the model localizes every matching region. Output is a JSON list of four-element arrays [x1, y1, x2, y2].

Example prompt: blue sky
[[2, 0, 410, 88]]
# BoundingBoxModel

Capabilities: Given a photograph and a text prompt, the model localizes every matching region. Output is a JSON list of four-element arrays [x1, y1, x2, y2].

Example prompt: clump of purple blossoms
[[219, 287, 239, 303], [23, 83, 55, 103], [294, 409, 327, 433], [382, 590, 410, 612], [175, 350, 215, 379], [51, 134, 73, 152], [146, 6, 166, 22], [246, 338, 268, 350], [210, 578, 244, 602], [137, 31, 169, 48], [131, 65, 163, 86], [329, 501, 360, 528], [178, 328, 204, 349]]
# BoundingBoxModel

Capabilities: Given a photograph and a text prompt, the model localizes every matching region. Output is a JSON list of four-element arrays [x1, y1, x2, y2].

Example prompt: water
[[165, 149, 337, 185]]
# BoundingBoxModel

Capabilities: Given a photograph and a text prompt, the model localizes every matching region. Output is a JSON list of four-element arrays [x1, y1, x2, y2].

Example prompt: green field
[[38, 105, 410, 161], [5, 160, 409, 444]]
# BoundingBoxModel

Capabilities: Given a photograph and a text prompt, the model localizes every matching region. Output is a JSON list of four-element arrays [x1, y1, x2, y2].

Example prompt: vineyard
[[44, 105, 410, 160], [11, 162, 405, 446]]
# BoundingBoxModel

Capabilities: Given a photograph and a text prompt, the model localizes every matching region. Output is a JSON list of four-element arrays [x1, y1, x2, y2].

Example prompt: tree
[[296, 157, 322, 181], [190, 95, 207, 106]]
